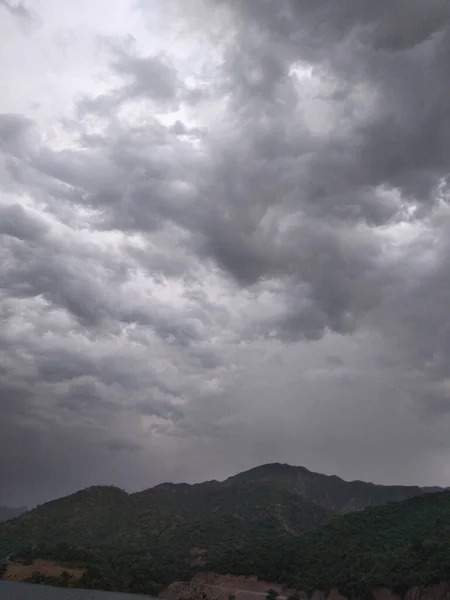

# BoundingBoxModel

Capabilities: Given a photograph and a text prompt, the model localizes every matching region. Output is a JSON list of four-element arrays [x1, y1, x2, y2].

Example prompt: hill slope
[[0, 479, 332, 556], [209, 490, 450, 596], [227, 463, 445, 512], [0, 462, 441, 560], [0, 463, 447, 595], [0, 474, 333, 590]]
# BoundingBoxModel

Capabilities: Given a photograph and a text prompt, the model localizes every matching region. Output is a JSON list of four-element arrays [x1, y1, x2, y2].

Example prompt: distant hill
[[0, 463, 447, 596], [0, 506, 26, 523], [225, 462, 446, 512]]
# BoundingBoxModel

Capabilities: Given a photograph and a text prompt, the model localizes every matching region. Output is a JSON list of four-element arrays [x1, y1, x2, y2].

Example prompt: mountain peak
[[226, 462, 312, 482], [77, 485, 128, 497]]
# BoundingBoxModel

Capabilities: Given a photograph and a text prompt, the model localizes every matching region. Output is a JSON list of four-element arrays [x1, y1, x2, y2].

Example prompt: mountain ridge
[[221, 462, 447, 513], [1, 462, 449, 596], [8, 462, 443, 510]]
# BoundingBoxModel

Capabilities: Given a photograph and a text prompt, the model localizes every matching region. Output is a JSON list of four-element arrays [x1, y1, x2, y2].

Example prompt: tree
[[266, 589, 279, 600], [0, 561, 8, 578], [60, 570, 70, 587]]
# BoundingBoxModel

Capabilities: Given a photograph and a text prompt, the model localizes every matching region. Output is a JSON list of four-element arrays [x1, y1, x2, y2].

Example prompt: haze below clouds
[[2, 0, 450, 507]]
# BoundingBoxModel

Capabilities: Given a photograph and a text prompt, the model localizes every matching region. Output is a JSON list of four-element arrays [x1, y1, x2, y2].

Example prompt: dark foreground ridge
[[0, 463, 449, 597]]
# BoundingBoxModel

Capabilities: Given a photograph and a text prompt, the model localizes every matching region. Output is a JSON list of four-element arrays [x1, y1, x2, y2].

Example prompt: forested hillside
[[1, 464, 448, 597], [210, 490, 450, 598]]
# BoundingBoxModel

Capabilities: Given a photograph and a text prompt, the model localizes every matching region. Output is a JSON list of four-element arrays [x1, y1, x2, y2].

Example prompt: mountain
[[0, 477, 333, 567], [0, 506, 26, 523], [225, 462, 445, 512], [0, 463, 447, 595]]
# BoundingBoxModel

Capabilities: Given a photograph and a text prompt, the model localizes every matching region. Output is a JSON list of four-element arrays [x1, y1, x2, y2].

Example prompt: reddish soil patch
[[4, 558, 85, 582], [192, 572, 299, 597], [159, 572, 450, 600], [160, 572, 301, 600]]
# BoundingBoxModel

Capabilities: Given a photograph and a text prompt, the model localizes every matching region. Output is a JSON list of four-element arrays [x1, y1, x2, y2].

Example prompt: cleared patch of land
[[4, 558, 85, 582], [160, 572, 300, 600]]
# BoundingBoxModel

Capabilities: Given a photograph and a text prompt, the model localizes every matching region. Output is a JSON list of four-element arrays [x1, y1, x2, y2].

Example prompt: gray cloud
[[2, 0, 450, 506], [0, 0, 34, 27], [78, 47, 185, 117], [104, 439, 143, 453], [111, 51, 181, 102]]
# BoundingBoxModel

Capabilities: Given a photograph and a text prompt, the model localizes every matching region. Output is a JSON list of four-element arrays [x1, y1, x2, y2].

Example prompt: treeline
[[7, 542, 172, 596]]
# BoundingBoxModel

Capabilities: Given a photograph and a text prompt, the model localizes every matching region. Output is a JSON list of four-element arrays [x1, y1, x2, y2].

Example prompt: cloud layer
[[2, 0, 450, 506]]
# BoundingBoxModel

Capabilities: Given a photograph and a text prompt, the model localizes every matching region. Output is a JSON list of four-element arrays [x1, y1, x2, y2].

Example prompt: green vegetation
[[0, 463, 448, 597], [0, 477, 334, 566], [0, 474, 333, 595], [209, 490, 450, 598], [23, 569, 71, 588], [8, 543, 165, 596]]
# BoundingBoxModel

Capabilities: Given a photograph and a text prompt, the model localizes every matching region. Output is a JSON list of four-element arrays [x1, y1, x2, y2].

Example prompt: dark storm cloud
[[56, 379, 115, 412], [219, 0, 450, 217], [137, 399, 185, 422], [326, 355, 345, 367], [178, 0, 450, 344], [2, 0, 450, 505], [104, 439, 143, 453]]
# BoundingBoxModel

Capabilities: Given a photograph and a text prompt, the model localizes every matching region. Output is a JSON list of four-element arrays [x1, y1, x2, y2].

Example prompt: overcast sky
[[2, 0, 450, 507]]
